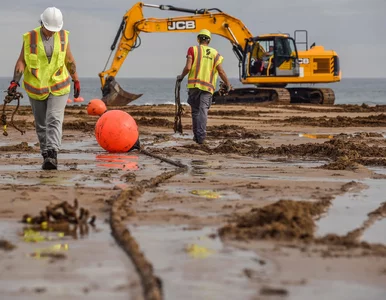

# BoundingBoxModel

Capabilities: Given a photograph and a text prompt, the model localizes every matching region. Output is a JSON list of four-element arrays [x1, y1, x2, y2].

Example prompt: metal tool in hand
[[174, 79, 184, 134], [2, 91, 25, 136]]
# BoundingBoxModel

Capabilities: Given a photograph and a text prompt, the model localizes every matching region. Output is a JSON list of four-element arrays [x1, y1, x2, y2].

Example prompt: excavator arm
[[99, 2, 253, 106]]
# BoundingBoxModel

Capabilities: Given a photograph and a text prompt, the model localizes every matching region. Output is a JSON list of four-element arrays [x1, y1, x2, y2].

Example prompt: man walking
[[8, 7, 81, 170], [177, 29, 231, 144]]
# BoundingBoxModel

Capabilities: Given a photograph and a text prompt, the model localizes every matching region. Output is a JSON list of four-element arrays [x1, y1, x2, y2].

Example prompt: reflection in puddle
[[129, 225, 264, 300], [22, 222, 92, 242], [29, 243, 69, 259], [96, 154, 139, 170]]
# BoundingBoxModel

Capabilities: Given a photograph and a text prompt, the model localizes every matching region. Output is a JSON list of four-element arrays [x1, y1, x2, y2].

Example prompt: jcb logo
[[298, 58, 310, 64], [167, 21, 196, 30]]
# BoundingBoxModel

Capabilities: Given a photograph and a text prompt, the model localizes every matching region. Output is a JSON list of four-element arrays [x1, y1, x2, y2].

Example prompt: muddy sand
[[1, 102, 386, 300]]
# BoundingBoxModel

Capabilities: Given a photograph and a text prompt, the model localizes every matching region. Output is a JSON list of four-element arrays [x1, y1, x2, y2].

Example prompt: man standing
[[177, 29, 231, 144], [7, 7, 80, 170]]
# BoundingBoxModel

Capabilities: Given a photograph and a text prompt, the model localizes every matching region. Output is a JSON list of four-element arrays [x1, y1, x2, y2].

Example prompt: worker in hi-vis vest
[[177, 29, 231, 144], [7, 7, 81, 170]]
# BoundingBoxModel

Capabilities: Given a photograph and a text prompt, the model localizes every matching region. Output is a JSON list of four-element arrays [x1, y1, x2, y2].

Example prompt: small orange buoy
[[67, 98, 73, 103], [87, 99, 107, 116], [74, 97, 84, 103], [95, 110, 139, 153]]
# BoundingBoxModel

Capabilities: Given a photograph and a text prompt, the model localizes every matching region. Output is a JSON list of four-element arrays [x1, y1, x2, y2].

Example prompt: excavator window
[[247, 37, 299, 78]]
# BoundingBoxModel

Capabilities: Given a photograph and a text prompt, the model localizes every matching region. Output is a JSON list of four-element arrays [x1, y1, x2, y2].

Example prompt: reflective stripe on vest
[[51, 76, 71, 92], [24, 81, 50, 95], [209, 53, 221, 86], [59, 30, 65, 52], [23, 27, 71, 100], [29, 30, 38, 78], [187, 45, 222, 94]]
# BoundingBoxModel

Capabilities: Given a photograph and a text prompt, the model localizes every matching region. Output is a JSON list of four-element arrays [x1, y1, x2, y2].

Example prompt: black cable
[[174, 79, 184, 134]]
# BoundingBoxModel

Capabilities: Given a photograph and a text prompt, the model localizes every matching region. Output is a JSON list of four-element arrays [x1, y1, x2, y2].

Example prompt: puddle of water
[[316, 178, 385, 240], [157, 185, 242, 201], [172, 133, 194, 140], [151, 140, 186, 148], [287, 279, 386, 300], [60, 140, 100, 152], [0, 219, 140, 299], [219, 172, 353, 182], [0, 152, 168, 188], [129, 225, 265, 300], [361, 219, 386, 245], [267, 159, 327, 168]]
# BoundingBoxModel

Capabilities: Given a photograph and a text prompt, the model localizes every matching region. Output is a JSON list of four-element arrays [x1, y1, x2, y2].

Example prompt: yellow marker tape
[[185, 244, 214, 259], [191, 190, 221, 199]]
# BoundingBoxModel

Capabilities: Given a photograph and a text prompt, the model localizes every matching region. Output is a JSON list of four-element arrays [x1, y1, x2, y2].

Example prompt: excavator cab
[[244, 35, 300, 79]]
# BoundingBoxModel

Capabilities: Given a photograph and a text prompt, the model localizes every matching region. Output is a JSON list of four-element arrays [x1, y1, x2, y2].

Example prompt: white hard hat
[[40, 7, 63, 32]]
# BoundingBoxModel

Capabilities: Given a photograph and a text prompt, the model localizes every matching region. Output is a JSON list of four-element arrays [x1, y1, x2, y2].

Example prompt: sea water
[[0, 77, 384, 106]]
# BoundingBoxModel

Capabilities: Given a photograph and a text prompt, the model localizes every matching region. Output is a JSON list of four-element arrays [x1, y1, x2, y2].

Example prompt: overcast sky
[[1, 0, 385, 79]]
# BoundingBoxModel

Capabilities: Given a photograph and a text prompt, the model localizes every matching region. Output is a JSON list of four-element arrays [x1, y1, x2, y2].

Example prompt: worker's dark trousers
[[187, 88, 212, 144]]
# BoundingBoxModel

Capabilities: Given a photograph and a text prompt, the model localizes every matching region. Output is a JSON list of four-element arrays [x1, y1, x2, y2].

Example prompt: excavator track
[[213, 87, 335, 105], [287, 87, 335, 105], [213, 87, 291, 105]]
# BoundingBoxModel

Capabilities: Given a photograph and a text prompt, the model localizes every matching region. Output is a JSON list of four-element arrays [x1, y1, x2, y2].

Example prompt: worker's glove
[[176, 75, 183, 82], [73, 80, 80, 98], [218, 81, 233, 96], [7, 80, 19, 96]]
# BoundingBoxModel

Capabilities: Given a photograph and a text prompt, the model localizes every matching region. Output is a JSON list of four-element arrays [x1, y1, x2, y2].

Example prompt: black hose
[[174, 79, 184, 134], [111, 18, 125, 51]]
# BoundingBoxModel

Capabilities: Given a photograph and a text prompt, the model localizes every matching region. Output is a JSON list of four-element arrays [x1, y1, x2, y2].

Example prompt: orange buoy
[[67, 98, 73, 103], [74, 97, 84, 102], [95, 110, 139, 153], [87, 99, 107, 116]]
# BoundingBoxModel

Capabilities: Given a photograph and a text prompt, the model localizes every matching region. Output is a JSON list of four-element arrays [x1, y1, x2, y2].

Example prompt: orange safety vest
[[187, 45, 223, 94]]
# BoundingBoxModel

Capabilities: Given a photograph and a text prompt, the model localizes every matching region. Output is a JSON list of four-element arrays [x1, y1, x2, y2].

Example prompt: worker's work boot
[[42, 152, 48, 160], [42, 149, 57, 170]]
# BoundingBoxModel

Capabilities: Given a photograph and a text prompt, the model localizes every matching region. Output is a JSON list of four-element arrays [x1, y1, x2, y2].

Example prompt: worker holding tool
[[177, 29, 231, 145], [7, 7, 80, 170]]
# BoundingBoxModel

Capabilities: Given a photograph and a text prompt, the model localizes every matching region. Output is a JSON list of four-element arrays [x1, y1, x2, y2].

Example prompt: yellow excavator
[[99, 2, 341, 106]]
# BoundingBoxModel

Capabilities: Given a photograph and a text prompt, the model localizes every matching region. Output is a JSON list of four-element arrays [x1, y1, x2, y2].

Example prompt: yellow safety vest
[[187, 45, 223, 94], [22, 27, 71, 100]]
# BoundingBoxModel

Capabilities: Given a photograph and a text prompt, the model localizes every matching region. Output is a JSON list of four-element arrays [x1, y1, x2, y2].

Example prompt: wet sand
[[1, 103, 386, 299]]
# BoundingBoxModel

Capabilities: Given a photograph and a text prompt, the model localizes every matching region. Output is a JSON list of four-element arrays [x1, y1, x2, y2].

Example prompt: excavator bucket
[[101, 76, 143, 106]]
